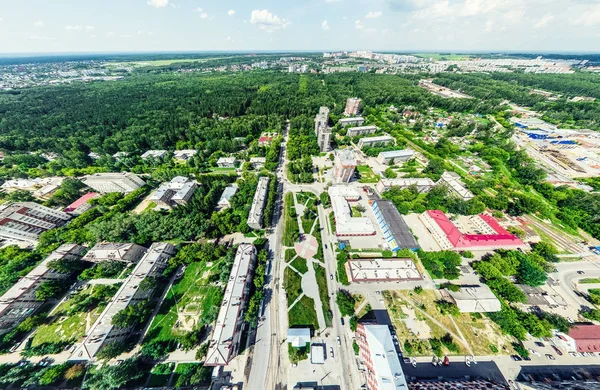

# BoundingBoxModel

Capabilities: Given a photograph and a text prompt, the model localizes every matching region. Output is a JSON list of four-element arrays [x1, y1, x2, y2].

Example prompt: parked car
[[330, 347, 334, 358], [511, 355, 522, 361], [535, 341, 545, 347], [578, 270, 586, 275], [337, 336, 341, 346], [545, 354, 555, 360], [552, 345, 563, 356], [330, 274, 333, 280]]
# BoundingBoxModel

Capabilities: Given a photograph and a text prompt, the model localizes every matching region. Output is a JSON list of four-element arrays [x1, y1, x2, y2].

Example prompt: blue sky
[[1, 0, 599, 53]]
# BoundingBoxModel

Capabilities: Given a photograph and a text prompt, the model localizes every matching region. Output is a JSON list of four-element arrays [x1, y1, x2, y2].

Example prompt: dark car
[[535, 341, 545, 347], [552, 345, 564, 356], [511, 355, 522, 361], [341, 317, 345, 326]]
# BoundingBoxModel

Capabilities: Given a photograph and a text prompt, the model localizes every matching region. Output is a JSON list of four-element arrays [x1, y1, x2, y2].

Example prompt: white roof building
[[439, 171, 474, 200], [0, 202, 71, 245], [82, 242, 147, 264], [339, 117, 365, 128], [249, 157, 266, 168], [174, 150, 197, 161], [376, 178, 436, 194], [141, 150, 168, 160], [328, 186, 375, 237], [217, 184, 238, 209], [356, 324, 407, 390], [346, 125, 378, 137], [287, 328, 311, 348], [247, 177, 270, 230], [357, 135, 395, 149], [82, 172, 146, 194], [217, 157, 238, 168], [377, 150, 415, 165], [445, 285, 501, 313], [205, 244, 257, 366], [149, 176, 197, 207]]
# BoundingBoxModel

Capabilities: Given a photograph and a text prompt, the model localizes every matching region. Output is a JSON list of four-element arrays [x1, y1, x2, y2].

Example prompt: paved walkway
[[302, 258, 326, 331]]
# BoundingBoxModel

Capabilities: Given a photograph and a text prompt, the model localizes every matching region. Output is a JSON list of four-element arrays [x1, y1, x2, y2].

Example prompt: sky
[[1, 0, 600, 54]]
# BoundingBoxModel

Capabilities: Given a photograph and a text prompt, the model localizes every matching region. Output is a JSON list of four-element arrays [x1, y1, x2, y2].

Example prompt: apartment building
[[205, 244, 257, 366], [314, 107, 332, 152], [69, 243, 176, 361], [247, 176, 270, 230], [82, 172, 146, 194], [346, 125, 378, 137], [0, 244, 86, 334], [357, 135, 395, 149], [344, 97, 362, 116], [377, 150, 414, 165], [333, 149, 357, 184], [149, 176, 197, 208], [217, 157, 238, 168], [82, 242, 147, 264], [339, 117, 365, 128], [0, 202, 71, 245]]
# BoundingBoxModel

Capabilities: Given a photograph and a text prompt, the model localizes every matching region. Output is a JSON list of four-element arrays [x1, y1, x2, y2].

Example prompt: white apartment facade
[[0, 202, 71, 245], [247, 176, 270, 230]]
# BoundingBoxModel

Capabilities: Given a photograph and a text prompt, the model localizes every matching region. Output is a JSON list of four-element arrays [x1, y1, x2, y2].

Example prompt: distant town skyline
[[1, 0, 600, 53]]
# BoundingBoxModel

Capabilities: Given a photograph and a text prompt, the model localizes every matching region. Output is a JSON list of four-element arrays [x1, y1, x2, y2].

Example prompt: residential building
[[63, 192, 100, 215], [347, 258, 421, 283], [346, 125, 378, 137], [217, 184, 238, 210], [247, 176, 270, 230], [333, 149, 357, 184], [82, 242, 147, 264], [407, 379, 506, 390], [69, 243, 176, 361], [315, 107, 331, 152], [206, 244, 257, 366], [344, 97, 362, 116], [258, 132, 278, 147], [287, 328, 311, 348], [376, 178, 436, 194], [328, 186, 375, 237], [149, 176, 197, 208], [339, 117, 365, 128], [377, 150, 415, 165], [173, 149, 197, 162], [358, 135, 395, 149], [0, 202, 71, 245], [554, 325, 600, 353], [249, 157, 266, 169], [82, 172, 146, 194], [141, 150, 168, 160], [442, 285, 501, 313], [0, 244, 86, 335], [438, 171, 474, 200], [1, 177, 64, 200], [371, 200, 420, 251], [217, 157, 237, 168], [356, 324, 407, 390], [420, 210, 525, 251], [112, 151, 129, 161]]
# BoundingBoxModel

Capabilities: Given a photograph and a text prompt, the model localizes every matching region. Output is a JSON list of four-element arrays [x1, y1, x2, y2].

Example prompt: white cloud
[[228, 10, 236, 16], [250, 9, 290, 32], [535, 13, 555, 28], [325, 0, 342, 3], [365, 11, 383, 18], [29, 35, 55, 41], [64, 25, 95, 32], [193, 7, 203, 12], [484, 19, 494, 32], [106, 31, 116, 37], [572, 5, 600, 26], [120, 34, 133, 39], [85, 25, 95, 32], [355, 19, 364, 30], [200, 12, 208, 19], [33, 21, 44, 27], [322, 20, 330, 30], [148, 0, 169, 8]]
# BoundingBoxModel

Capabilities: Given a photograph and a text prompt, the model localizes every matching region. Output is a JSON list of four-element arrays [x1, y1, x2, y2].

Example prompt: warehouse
[[371, 200, 419, 251]]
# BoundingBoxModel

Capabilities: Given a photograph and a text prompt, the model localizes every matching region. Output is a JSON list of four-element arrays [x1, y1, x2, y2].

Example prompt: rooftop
[[378, 149, 414, 158], [82, 242, 145, 263], [361, 324, 407, 390], [446, 285, 501, 313], [348, 258, 421, 283], [287, 328, 311, 348], [329, 186, 375, 236], [335, 149, 357, 166], [63, 192, 99, 213], [373, 200, 420, 249]]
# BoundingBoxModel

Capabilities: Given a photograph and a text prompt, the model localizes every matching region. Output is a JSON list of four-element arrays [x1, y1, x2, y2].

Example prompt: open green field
[[290, 257, 308, 274], [314, 263, 332, 327], [288, 295, 319, 330], [283, 266, 303, 305], [357, 165, 379, 183], [147, 261, 223, 342]]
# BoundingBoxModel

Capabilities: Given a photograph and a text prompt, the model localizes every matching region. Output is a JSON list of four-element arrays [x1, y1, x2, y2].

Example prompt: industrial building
[[206, 244, 257, 366], [358, 135, 395, 149], [339, 117, 365, 128], [0, 244, 86, 335], [69, 243, 176, 361], [247, 176, 270, 230], [217, 184, 238, 210], [333, 149, 357, 184], [442, 285, 501, 313], [217, 157, 238, 168], [328, 186, 375, 237], [63, 192, 100, 215], [376, 178, 436, 194], [356, 324, 407, 390], [346, 126, 378, 138], [141, 150, 168, 160], [82, 172, 146, 194], [347, 258, 421, 283], [438, 171, 474, 200], [0, 202, 71, 245], [82, 242, 147, 263], [420, 210, 525, 251], [148, 176, 197, 208], [344, 97, 362, 116], [377, 150, 415, 165], [315, 107, 332, 152], [371, 200, 420, 251]]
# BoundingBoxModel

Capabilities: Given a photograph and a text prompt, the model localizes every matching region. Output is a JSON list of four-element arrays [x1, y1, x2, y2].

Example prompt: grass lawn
[[351, 206, 362, 218], [296, 192, 317, 205], [147, 261, 223, 342], [148, 363, 175, 387], [356, 165, 380, 183], [31, 284, 113, 347], [288, 295, 319, 330], [314, 263, 332, 327], [581, 278, 600, 284], [302, 215, 316, 235], [283, 266, 303, 305], [285, 249, 297, 263], [290, 258, 308, 274], [210, 167, 237, 173], [283, 192, 299, 247], [328, 212, 335, 235]]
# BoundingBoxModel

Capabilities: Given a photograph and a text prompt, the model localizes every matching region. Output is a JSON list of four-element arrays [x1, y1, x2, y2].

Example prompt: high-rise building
[[333, 149, 357, 183], [247, 176, 270, 230], [356, 324, 407, 390], [205, 244, 257, 366], [69, 243, 176, 361], [0, 244, 86, 335], [344, 97, 362, 116], [314, 107, 331, 152], [0, 202, 71, 245], [82, 172, 146, 194]]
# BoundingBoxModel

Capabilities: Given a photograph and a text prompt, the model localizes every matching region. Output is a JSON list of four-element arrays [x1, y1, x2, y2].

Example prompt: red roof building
[[424, 210, 524, 250], [63, 193, 100, 215], [568, 325, 600, 352]]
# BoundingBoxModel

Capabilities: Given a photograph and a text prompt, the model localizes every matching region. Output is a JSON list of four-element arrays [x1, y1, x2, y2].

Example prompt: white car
[[337, 336, 341, 346], [330, 347, 334, 358]]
